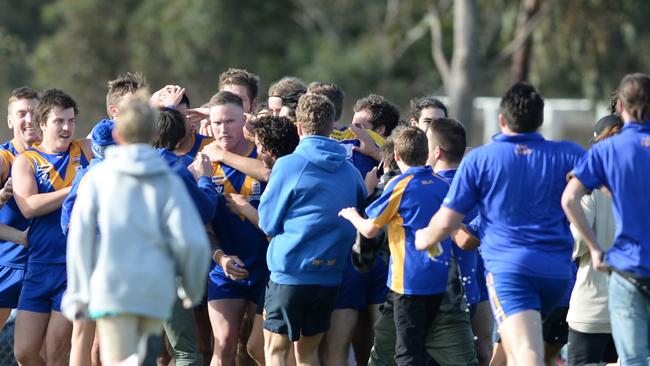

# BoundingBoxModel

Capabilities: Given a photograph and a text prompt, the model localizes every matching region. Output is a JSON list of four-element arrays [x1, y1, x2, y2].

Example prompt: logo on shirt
[[212, 175, 225, 195], [71, 156, 81, 167], [36, 163, 53, 186], [251, 180, 261, 195], [514, 144, 532, 155]]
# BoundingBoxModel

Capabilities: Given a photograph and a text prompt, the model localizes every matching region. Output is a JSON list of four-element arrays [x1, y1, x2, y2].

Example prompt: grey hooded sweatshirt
[[62, 144, 211, 321]]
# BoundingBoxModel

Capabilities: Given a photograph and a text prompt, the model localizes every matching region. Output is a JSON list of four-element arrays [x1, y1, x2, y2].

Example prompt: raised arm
[[12, 154, 71, 219]]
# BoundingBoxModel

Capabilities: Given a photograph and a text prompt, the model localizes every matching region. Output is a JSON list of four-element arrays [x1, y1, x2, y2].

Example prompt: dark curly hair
[[353, 94, 400, 136], [500, 82, 545, 133], [249, 115, 299, 158], [409, 95, 447, 121]]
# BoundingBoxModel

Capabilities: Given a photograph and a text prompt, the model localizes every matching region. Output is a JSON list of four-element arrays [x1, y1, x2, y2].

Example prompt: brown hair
[[307, 82, 344, 121], [116, 97, 158, 144], [34, 89, 78, 126], [207, 91, 244, 109], [218, 68, 260, 101], [8, 87, 38, 113], [392, 126, 428, 167], [353, 94, 400, 136], [425, 118, 466, 164], [618, 73, 650, 122], [296, 94, 335, 137], [268, 76, 307, 98], [106, 72, 148, 117]]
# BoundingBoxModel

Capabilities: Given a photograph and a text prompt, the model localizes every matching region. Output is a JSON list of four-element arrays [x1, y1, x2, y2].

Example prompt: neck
[[11, 137, 32, 152], [433, 160, 458, 172], [333, 121, 345, 130], [397, 161, 413, 174], [176, 134, 194, 154], [39, 140, 67, 154]]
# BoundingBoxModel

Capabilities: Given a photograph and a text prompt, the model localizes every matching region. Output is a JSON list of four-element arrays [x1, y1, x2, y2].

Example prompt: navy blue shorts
[[17, 263, 66, 313], [334, 258, 388, 310], [263, 280, 339, 341], [0, 265, 25, 308], [486, 272, 569, 327], [207, 271, 264, 304]]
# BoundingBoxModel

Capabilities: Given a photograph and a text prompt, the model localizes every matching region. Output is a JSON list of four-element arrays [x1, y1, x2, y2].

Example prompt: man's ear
[[409, 118, 418, 127], [498, 113, 507, 130], [108, 104, 119, 120], [375, 125, 386, 137]]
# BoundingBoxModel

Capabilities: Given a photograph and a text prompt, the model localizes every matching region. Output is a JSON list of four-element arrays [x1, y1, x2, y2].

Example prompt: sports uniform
[[177, 134, 213, 167]]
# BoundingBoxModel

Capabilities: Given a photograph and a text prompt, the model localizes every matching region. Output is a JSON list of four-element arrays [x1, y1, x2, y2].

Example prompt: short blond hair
[[296, 94, 335, 136], [115, 95, 158, 144]]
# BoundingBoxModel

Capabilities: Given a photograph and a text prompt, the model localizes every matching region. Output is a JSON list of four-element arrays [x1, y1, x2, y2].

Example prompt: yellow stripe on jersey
[[330, 127, 385, 146], [486, 272, 507, 325], [370, 176, 412, 293], [23, 141, 87, 191], [0, 150, 14, 183]]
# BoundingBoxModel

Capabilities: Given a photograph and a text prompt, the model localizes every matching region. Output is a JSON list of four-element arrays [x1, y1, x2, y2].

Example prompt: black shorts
[[263, 280, 339, 341], [542, 306, 569, 345]]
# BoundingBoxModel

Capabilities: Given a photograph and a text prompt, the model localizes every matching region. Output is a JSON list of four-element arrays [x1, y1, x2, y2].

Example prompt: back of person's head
[[380, 137, 398, 172], [90, 119, 116, 159], [179, 93, 191, 109], [115, 97, 158, 144], [409, 96, 448, 121], [426, 118, 466, 164], [307, 82, 345, 122], [34, 89, 78, 126], [207, 91, 244, 109], [617, 73, 650, 122], [8, 86, 39, 113], [392, 126, 428, 167], [106, 72, 148, 117], [296, 94, 335, 137], [593, 114, 623, 143], [218, 68, 260, 108], [608, 89, 619, 115], [354, 94, 400, 136], [268, 76, 307, 98], [500, 82, 544, 133], [154, 107, 186, 150], [249, 115, 299, 158]]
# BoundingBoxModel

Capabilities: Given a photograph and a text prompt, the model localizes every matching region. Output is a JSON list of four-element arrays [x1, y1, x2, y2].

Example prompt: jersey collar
[[623, 121, 650, 133], [492, 131, 545, 142]]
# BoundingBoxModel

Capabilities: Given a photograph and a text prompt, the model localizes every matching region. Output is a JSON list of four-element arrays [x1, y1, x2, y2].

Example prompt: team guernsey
[[443, 132, 584, 320], [209, 144, 268, 301], [571, 122, 650, 278], [331, 127, 382, 178], [0, 140, 31, 308], [177, 133, 213, 167], [366, 166, 451, 295], [18, 140, 91, 313]]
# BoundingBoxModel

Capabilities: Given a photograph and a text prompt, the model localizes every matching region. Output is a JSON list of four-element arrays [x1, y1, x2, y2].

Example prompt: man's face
[[41, 106, 76, 151], [351, 108, 373, 130], [221, 84, 253, 114], [8, 98, 40, 144], [210, 104, 246, 152], [268, 96, 283, 117], [254, 134, 275, 169], [413, 107, 446, 132]]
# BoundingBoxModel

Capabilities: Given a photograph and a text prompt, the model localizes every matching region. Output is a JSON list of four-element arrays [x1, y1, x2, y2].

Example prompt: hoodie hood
[[105, 144, 170, 176], [294, 136, 347, 173]]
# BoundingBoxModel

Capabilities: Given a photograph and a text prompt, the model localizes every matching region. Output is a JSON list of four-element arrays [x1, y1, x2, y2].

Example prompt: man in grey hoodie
[[64, 98, 211, 365]]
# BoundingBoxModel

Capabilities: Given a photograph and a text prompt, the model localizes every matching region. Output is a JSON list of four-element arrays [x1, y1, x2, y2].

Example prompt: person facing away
[[64, 97, 211, 366]]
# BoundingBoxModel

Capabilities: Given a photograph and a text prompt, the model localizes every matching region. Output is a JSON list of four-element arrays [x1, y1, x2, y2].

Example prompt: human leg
[[392, 292, 443, 366], [163, 298, 202, 366], [499, 310, 544, 366], [70, 319, 95, 366], [13, 310, 49, 366], [471, 301, 494, 366], [44, 311, 72, 366], [322, 309, 358, 365], [208, 298, 248, 366]]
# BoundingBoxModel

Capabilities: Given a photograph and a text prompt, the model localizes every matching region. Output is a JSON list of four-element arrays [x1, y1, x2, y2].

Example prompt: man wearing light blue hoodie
[[258, 93, 366, 366]]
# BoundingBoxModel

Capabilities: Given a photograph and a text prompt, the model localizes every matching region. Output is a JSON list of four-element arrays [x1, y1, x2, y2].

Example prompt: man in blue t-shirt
[[562, 73, 650, 365], [415, 83, 585, 366]]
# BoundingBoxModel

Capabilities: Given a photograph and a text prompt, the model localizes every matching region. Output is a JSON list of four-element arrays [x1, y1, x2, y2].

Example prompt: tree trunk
[[511, 0, 541, 83], [447, 0, 479, 141]]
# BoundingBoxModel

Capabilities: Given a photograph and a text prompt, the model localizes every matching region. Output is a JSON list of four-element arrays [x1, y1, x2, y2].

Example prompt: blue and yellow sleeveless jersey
[[177, 134, 214, 167], [210, 144, 268, 282], [22, 140, 91, 264], [0, 140, 30, 268], [365, 166, 451, 295]]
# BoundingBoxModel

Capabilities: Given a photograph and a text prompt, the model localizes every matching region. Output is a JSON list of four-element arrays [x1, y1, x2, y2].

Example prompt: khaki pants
[[96, 314, 162, 365]]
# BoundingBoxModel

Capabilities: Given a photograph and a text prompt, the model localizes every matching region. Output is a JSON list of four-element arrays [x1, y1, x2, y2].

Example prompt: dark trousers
[[390, 290, 444, 366], [567, 328, 618, 366]]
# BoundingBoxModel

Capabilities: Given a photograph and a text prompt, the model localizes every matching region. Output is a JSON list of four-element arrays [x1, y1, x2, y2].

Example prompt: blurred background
[[0, 0, 648, 146]]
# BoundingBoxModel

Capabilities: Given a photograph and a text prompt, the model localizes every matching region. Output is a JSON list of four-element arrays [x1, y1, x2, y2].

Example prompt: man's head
[[34, 89, 78, 151], [106, 72, 148, 119], [268, 76, 307, 116], [153, 107, 186, 151], [90, 119, 116, 160], [249, 115, 299, 168], [425, 118, 466, 167], [295, 94, 335, 137], [392, 126, 428, 168], [616, 73, 650, 123], [409, 96, 448, 131], [114, 98, 158, 145], [218, 68, 260, 114], [207, 91, 247, 152], [307, 82, 345, 122], [499, 82, 544, 133], [7, 87, 40, 144], [352, 94, 400, 137]]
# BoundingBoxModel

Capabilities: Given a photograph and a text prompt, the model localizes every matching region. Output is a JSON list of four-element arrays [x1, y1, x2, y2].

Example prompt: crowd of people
[[0, 68, 647, 366]]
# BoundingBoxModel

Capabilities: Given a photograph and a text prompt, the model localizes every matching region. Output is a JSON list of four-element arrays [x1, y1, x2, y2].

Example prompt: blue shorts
[[17, 263, 66, 313], [334, 258, 388, 310], [486, 272, 569, 327], [0, 265, 25, 308], [476, 255, 489, 303], [207, 271, 264, 304]]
